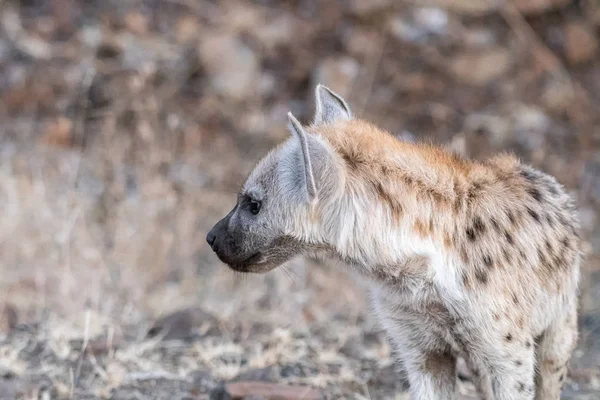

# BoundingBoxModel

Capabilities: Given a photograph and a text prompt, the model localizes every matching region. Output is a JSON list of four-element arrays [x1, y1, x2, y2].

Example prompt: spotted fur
[[207, 85, 582, 400]]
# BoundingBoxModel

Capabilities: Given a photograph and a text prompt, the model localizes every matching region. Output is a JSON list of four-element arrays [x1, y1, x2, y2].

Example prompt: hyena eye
[[249, 199, 262, 215]]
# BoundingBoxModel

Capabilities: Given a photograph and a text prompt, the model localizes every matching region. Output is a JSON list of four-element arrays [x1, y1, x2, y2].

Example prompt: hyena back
[[206, 85, 582, 400]]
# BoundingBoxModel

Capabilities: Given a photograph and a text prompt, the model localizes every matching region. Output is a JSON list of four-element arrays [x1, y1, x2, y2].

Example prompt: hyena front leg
[[534, 307, 578, 400], [464, 358, 494, 400], [480, 340, 536, 400], [381, 317, 457, 399]]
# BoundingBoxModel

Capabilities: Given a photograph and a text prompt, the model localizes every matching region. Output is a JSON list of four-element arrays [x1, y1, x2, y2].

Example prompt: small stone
[[449, 47, 511, 86], [541, 77, 576, 113], [124, 12, 149, 35], [176, 16, 201, 43], [41, 117, 73, 148], [147, 307, 219, 341], [348, 0, 394, 16], [96, 37, 122, 60], [563, 21, 598, 65], [253, 15, 295, 51], [198, 34, 259, 101], [313, 57, 360, 98], [224, 381, 322, 400], [425, 0, 498, 16]]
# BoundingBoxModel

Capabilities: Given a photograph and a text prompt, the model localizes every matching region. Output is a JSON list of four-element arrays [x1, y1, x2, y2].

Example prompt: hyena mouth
[[225, 252, 266, 272]]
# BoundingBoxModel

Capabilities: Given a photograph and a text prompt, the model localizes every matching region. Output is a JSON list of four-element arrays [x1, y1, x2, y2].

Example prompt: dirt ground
[[1, 0, 600, 399]]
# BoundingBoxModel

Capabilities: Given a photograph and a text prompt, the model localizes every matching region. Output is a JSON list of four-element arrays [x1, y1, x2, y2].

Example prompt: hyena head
[[206, 85, 351, 273]]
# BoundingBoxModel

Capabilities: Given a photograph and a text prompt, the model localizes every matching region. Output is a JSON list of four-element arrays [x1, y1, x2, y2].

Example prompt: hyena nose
[[206, 230, 217, 249]]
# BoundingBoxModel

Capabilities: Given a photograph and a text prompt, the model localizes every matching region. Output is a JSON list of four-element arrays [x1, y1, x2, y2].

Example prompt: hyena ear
[[287, 112, 318, 201], [313, 84, 352, 125]]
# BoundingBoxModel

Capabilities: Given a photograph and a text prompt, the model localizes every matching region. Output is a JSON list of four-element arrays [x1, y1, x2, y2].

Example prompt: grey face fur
[[206, 84, 350, 273]]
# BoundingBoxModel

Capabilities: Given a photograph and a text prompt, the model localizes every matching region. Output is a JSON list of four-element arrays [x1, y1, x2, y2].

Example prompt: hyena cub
[[206, 85, 581, 400]]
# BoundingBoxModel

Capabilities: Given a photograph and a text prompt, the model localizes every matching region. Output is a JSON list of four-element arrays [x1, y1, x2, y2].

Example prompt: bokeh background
[[0, 0, 599, 399]]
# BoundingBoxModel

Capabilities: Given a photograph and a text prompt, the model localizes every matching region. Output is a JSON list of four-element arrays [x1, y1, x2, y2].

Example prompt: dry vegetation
[[0, 0, 599, 399]]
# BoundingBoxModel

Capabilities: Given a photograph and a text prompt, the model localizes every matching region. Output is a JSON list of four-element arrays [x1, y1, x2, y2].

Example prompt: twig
[[354, 28, 388, 117], [71, 65, 97, 189], [499, 1, 574, 88], [73, 310, 91, 388]]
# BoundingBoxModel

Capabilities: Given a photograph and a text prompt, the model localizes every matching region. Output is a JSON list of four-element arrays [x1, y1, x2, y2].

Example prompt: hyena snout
[[206, 213, 265, 271]]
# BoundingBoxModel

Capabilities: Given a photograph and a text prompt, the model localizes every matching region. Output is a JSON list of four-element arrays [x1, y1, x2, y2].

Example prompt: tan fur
[[211, 86, 582, 400], [309, 118, 581, 400]]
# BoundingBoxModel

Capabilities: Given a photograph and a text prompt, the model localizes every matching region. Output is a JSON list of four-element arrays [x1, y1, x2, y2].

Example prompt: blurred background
[[0, 0, 599, 398]]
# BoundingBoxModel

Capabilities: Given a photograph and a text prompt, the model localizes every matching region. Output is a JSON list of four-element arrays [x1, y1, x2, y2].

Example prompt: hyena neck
[[316, 123, 480, 283]]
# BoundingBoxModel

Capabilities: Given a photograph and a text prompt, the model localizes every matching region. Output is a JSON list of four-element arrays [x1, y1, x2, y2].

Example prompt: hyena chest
[[369, 279, 462, 347]]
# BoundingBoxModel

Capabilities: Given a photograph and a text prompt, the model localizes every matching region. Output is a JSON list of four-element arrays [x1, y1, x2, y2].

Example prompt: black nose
[[206, 230, 216, 248]]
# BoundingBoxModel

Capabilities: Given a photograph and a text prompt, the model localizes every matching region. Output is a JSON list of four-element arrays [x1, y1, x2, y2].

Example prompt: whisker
[[281, 265, 297, 285]]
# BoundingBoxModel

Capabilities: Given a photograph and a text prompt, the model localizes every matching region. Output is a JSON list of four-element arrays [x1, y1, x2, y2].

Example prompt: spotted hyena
[[206, 85, 582, 400]]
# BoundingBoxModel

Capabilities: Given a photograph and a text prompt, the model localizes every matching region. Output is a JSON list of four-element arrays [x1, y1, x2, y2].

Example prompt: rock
[[175, 16, 201, 43], [41, 116, 73, 148], [541, 77, 576, 113], [79, 25, 102, 49], [222, 381, 322, 400], [198, 34, 259, 101], [563, 21, 598, 65], [569, 368, 600, 389], [124, 12, 149, 35], [312, 57, 360, 98], [147, 307, 219, 341], [423, 0, 497, 16], [253, 15, 295, 51], [96, 37, 123, 60], [389, 7, 449, 43], [449, 47, 511, 86], [347, 0, 394, 16]]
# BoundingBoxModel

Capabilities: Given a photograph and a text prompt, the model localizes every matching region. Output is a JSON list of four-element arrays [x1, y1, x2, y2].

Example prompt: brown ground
[[0, 0, 599, 399]]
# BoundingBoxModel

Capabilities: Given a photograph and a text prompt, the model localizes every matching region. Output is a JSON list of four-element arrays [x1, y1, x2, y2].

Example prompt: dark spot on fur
[[503, 248, 512, 264], [422, 349, 455, 376], [374, 182, 403, 221], [527, 187, 543, 202], [473, 216, 486, 235], [517, 382, 525, 392], [341, 151, 362, 171], [512, 293, 519, 305], [519, 249, 527, 260], [558, 214, 568, 227], [560, 373, 565, 382], [561, 237, 570, 250], [483, 254, 493, 268], [462, 271, 471, 289], [515, 360, 523, 366], [520, 168, 538, 182], [505, 334, 513, 342], [525, 340, 532, 348], [468, 182, 484, 202], [504, 230, 514, 245], [490, 217, 500, 232], [475, 269, 488, 284], [507, 210, 516, 226], [466, 227, 476, 241], [545, 239, 553, 253], [527, 207, 540, 223], [546, 213, 555, 227]]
